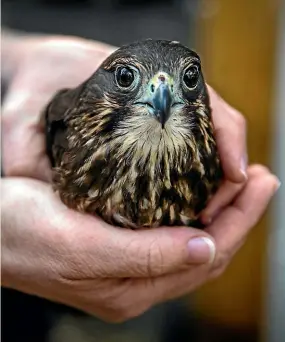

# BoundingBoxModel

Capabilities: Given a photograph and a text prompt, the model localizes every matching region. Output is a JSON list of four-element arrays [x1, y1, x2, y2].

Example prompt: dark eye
[[116, 67, 134, 88], [183, 65, 200, 89]]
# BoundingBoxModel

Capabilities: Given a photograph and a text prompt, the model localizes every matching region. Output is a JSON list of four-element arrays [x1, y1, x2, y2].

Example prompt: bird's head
[[76, 39, 211, 158]]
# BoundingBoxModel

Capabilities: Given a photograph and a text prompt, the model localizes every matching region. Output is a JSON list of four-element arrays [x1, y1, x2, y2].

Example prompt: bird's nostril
[[150, 84, 155, 93]]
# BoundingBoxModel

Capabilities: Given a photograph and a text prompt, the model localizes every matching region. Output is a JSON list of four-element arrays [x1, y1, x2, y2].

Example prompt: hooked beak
[[136, 73, 174, 128], [151, 82, 172, 128]]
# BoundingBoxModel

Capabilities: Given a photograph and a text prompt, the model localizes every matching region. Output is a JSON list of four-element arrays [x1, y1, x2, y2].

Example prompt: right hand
[[1, 166, 278, 322]]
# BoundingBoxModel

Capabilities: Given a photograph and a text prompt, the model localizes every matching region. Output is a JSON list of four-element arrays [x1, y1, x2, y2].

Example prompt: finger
[[207, 85, 248, 183], [205, 165, 280, 261], [200, 179, 245, 225], [72, 222, 216, 279]]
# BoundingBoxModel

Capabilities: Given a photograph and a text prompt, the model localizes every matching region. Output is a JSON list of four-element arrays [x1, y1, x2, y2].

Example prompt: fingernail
[[187, 237, 216, 264]]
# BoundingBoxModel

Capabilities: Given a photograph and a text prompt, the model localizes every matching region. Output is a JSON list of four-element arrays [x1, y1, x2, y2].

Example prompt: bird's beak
[[150, 81, 172, 128], [137, 73, 174, 128]]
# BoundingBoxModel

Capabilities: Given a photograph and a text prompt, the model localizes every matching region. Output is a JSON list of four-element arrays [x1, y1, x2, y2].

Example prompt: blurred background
[[1, 0, 284, 341]]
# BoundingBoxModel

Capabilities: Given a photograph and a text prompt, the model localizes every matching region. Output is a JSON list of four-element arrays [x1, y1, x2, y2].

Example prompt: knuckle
[[129, 238, 165, 277], [234, 112, 246, 129], [145, 239, 165, 277]]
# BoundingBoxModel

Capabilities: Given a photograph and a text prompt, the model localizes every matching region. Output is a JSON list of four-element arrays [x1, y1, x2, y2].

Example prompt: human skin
[[1, 34, 280, 322]]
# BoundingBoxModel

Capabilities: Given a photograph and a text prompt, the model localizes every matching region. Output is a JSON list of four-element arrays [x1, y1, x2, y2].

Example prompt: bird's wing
[[40, 85, 83, 167]]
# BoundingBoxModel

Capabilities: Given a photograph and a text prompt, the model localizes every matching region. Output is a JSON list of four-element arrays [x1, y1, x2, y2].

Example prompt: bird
[[41, 39, 223, 229]]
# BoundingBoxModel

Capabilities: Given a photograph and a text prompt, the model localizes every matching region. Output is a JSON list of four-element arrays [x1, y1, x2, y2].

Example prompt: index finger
[[208, 85, 248, 183], [205, 164, 280, 265]]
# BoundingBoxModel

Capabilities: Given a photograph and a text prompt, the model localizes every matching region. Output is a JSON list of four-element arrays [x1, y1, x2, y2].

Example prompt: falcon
[[42, 39, 223, 229]]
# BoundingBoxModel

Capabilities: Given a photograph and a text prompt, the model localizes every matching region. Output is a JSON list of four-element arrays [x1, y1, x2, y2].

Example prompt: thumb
[[90, 225, 216, 278]]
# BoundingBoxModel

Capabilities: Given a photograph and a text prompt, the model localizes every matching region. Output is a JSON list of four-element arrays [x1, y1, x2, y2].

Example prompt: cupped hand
[[1, 166, 279, 322]]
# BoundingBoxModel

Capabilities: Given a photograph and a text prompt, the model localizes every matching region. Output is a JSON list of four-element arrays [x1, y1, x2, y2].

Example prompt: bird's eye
[[116, 67, 134, 88], [183, 65, 200, 89]]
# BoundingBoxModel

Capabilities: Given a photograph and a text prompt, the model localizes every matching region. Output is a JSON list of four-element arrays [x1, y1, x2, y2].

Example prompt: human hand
[[2, 35, 116, 180], [200, 85, 248, 224], [1, 166, 279, 322]]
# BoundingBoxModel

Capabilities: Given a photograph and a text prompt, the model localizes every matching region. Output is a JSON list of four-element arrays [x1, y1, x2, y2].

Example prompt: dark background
[[1, 0, 199, 47]]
